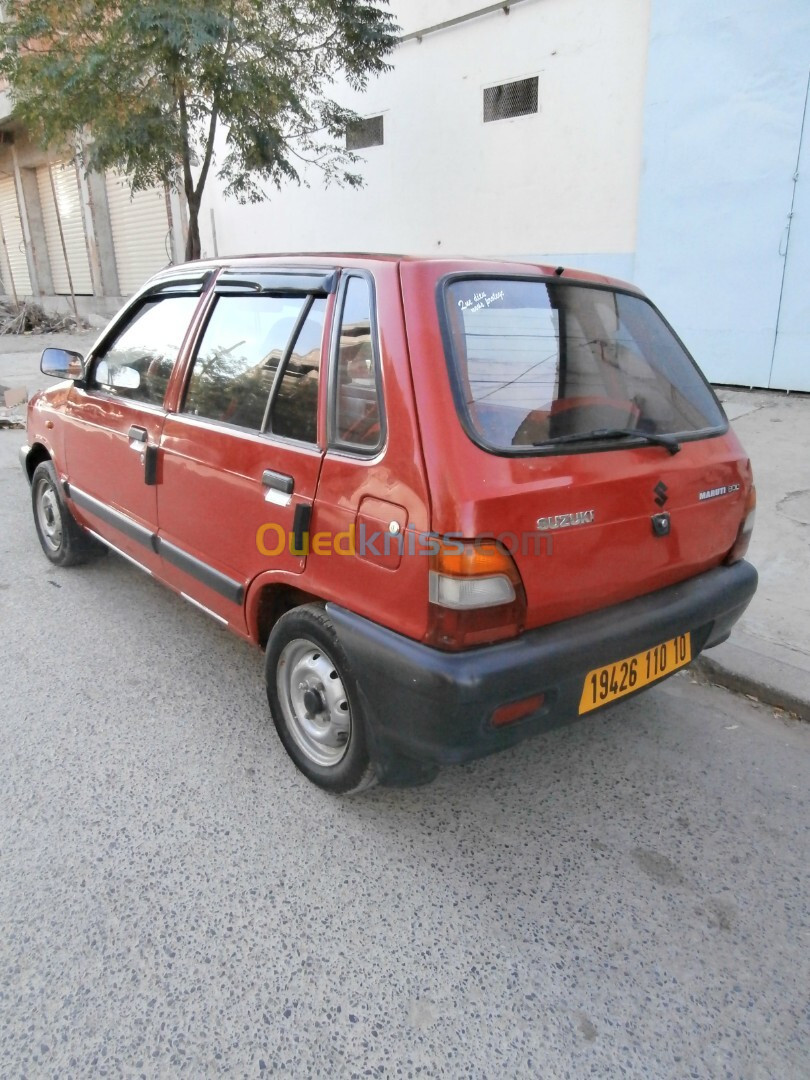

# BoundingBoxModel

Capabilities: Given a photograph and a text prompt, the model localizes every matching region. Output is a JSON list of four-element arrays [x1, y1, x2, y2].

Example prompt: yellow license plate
[[579, 633, 692, 715]]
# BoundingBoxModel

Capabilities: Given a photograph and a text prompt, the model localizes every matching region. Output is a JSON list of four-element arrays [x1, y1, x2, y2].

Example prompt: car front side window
[[92, 296, 199, 406]]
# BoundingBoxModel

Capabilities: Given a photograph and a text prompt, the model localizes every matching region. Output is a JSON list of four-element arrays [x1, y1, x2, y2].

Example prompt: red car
[[21, 255, 757, 792]]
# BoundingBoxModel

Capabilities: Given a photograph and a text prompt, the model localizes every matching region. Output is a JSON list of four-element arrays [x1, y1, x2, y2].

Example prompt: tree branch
[[191, 0, 236, 203], [177, 84, 196, 207]]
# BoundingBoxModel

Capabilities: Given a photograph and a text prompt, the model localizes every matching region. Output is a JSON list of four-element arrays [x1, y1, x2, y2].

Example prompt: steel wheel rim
[[277, 638, 351, 767], [35, 479, 63, 552]]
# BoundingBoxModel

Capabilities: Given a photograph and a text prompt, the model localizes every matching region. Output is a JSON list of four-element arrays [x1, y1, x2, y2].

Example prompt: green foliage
[[0, 0, 399, 258]]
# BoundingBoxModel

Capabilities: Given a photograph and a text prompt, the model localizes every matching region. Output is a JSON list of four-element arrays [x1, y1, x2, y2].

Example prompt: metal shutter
[[36, 161, 93, 295], [0, 175, 32, 298], [105, 172, 171, 295]]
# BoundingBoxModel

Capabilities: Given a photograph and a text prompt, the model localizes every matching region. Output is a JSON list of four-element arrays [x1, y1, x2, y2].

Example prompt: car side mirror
[[95, 359, 141, 391], [40, 347, 85, 381]]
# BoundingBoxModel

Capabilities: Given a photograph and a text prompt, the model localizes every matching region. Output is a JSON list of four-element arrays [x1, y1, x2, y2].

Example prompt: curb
[[692, 655, 810, 722]]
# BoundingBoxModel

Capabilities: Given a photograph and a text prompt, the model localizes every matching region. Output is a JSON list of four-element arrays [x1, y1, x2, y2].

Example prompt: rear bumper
[[327, 560, 758, 785]]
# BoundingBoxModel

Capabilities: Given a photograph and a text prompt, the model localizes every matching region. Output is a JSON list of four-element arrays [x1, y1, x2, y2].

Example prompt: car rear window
[[442, 277, 725, 453]]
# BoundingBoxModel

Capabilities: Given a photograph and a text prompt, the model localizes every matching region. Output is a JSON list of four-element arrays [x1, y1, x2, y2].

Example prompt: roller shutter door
[[0, 175, 32, 297], [105, 173, 171, 295], [36, 161, 93, 295]]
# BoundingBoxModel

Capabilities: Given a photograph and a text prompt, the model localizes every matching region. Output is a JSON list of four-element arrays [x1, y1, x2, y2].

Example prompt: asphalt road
[[0, 426, 808, 1078]]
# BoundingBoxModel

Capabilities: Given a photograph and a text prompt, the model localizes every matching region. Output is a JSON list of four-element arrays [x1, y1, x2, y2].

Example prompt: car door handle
[[126, 425, 158, 485], [262, 469, 294, 505], [262, 469, 294, 495]]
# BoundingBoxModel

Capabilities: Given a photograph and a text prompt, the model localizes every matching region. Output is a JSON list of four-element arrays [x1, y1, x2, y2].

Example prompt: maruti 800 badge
[[699, 484, 741, 502]]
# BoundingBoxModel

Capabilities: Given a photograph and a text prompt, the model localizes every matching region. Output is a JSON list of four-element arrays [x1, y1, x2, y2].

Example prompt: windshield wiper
[[533, 428, 681, 455]]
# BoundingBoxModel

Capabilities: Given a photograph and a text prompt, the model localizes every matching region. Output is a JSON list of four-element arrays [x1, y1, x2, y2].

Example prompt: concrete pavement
[[1, 330, 808, 719], [693, 388, 810, 720]]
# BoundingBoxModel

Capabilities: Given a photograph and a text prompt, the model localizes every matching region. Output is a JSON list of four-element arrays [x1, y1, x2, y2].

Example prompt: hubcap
[[277, 639, 351, 767], [35, 479, 63, 552]]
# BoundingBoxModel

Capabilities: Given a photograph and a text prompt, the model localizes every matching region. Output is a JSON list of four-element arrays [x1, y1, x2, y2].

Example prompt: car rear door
[[156, 268, 336, 630], [61, 275, 207, 570]]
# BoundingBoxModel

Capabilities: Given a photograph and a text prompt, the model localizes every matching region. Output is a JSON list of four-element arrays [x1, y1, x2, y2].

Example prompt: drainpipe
[[400, 0, 535, 44], [768, 68, 810, 387]]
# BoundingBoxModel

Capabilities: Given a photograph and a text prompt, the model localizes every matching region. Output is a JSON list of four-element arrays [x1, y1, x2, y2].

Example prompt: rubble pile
[[0, 297, 89, 335]]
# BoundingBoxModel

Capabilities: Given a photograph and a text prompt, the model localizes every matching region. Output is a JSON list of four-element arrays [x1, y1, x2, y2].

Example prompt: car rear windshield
[[442, 277, 726, 453]]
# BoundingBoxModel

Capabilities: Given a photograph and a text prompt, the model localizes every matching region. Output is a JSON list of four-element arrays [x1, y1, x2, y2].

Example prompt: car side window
[[92, 296, 198, 405], [184, 294, 325, 441], [268, 299, 326, 443], [332, 277, 383, 451]]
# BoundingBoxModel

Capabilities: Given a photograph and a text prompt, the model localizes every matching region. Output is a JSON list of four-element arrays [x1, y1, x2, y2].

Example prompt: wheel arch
[[24, 441, 53, 482], [250, 580, 326, 649]]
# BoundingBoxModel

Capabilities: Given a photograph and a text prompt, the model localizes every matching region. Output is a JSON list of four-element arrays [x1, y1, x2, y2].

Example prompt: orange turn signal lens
[[433, 538, 520, 580]]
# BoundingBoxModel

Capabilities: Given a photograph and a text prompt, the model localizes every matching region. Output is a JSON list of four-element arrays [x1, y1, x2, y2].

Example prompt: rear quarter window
[[330, 275, 384, 453]]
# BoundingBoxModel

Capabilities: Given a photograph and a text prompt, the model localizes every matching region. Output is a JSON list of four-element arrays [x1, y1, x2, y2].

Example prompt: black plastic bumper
[[327, 560, 758, 786]]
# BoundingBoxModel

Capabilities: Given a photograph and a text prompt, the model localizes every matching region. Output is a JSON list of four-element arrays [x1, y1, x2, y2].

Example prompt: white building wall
[[201, 0, 649, 280], [634, 0, 810, 391]]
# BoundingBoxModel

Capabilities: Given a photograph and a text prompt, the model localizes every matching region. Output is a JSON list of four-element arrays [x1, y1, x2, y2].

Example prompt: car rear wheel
[[31, 460, 105, 567], [265, 604, 377, 794]]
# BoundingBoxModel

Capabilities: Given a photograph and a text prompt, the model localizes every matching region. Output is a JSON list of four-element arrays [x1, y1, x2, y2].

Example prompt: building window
[[483, 76, 539, 123], [346, 114, 384, 151]]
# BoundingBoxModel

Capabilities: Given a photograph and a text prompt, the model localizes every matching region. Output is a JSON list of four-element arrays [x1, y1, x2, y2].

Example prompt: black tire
[[265, 603, 377, 794], [30, 460, 106, 567]]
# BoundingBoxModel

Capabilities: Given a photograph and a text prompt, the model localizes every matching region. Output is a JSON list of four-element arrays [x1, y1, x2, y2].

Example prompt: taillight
[[426, 537, 527, 650], [726, 485, 756, 564]]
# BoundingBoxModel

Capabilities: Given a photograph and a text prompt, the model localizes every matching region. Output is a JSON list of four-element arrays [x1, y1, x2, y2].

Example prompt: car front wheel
[[31, 460, 105, 567], [265, 604, 377, 794]]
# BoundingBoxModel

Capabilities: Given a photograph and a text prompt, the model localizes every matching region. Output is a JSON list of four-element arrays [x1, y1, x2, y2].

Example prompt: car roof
[[150, 253, 640, 294]]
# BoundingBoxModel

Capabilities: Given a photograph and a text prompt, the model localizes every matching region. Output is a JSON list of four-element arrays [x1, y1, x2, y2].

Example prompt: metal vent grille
[[483, 76, 539, 123], [346, 115, 384, 151]]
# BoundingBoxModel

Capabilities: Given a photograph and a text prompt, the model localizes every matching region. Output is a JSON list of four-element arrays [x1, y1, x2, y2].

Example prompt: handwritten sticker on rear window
[[458, 289, 505, 315]]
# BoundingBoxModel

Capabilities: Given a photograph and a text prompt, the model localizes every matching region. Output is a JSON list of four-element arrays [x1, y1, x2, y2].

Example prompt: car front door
[[61, 277, 206, 570], [156, 269, 335, 629]]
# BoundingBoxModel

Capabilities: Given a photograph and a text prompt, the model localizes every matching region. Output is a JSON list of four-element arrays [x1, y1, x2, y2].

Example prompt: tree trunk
[[184, 199, 202, 261]]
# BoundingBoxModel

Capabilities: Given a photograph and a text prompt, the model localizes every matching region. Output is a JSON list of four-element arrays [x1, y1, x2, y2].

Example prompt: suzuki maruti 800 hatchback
[[21, 256, 757, 792]]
